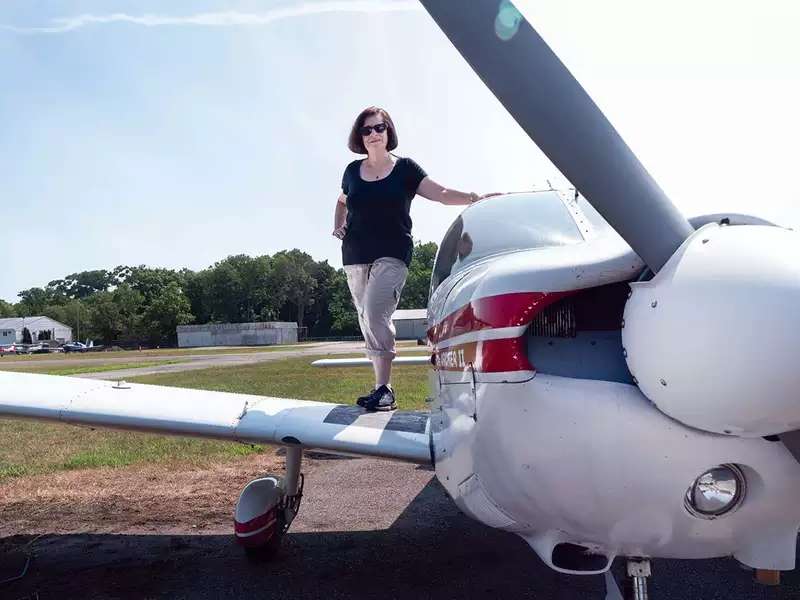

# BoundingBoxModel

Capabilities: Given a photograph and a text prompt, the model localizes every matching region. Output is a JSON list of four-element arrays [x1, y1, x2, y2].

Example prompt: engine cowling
[[623, 223, 800, 437]]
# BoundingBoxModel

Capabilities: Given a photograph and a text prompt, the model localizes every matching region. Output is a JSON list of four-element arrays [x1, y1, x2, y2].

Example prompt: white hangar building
[[0, 316, 73, 344], [391, 309, 428, 341], [177, 322, 298, 348]]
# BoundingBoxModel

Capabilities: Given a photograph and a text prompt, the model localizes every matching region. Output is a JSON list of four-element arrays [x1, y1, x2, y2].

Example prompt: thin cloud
[[0, 0, 422, 34]]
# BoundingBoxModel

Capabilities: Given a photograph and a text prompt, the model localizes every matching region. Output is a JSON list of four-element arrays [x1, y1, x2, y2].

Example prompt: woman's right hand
[[332, 226, 347, 240]]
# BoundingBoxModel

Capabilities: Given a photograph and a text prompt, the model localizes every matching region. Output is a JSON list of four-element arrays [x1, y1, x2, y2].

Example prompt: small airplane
[[0, 344, 18, 357], [62, 340, 102, 353], [2, 2, 799, 598]]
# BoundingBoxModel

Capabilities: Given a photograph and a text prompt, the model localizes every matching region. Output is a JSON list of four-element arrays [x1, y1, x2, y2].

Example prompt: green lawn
[[0, 354, 430, 482], [0, 342, 318, 363], [0, 360, 189, 376], [131, 354, 429, 409]]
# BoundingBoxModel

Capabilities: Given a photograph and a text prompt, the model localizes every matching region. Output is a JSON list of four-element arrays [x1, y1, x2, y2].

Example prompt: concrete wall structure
[[177, 322, 298, 348], [0, 317, 73, 343], [391, 309, 428, 341]]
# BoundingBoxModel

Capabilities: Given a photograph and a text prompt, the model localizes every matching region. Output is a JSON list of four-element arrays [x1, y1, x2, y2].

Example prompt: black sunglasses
[[359, 123, 388, 136]]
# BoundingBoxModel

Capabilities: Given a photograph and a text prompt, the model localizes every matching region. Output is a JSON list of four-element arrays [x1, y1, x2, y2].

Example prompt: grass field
[[0, 360, 190, 376], [0, 343, 319, 363], [0, 354, 430, 482]]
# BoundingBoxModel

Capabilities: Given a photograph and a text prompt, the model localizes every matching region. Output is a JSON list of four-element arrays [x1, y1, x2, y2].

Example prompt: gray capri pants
[[344, 257, 408, 358]]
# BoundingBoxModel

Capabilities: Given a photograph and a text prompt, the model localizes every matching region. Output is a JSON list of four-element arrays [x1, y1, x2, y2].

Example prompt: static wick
[[495, 0, 523, 41]]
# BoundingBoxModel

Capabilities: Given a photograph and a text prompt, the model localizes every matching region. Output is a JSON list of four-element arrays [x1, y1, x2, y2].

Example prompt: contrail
[[0, 0, 421, 34]]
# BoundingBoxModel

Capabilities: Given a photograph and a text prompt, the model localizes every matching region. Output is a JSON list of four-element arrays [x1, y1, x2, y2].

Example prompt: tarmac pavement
[[2, 456, 797, 599]]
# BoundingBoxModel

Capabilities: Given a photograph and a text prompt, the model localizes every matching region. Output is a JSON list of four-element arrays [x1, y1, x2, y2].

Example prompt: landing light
[[684, 464, 745, 519]]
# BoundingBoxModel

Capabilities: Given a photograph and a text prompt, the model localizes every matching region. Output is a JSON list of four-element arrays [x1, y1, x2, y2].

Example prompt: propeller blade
[[419, 0, 694, 272]]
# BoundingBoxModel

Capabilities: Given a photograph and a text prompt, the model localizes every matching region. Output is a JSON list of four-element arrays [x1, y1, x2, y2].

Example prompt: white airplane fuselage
[[425, 191, 800, 574]]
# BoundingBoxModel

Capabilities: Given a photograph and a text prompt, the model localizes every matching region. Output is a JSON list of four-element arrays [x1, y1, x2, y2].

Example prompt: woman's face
[[361, 113, 388, 152]]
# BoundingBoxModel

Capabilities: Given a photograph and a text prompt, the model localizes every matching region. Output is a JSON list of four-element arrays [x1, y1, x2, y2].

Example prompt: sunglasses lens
[[359, 123, 387, 136]]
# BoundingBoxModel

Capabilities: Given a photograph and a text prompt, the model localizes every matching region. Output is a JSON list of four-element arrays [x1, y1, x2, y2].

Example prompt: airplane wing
[[312, 356, 431, 368], [0, 371, 431, 465]]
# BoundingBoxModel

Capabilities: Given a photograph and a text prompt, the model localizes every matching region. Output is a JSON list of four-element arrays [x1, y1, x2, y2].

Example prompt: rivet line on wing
[[232, 400, 252, 444], [57, 382, 95, 422], [236, 400, 250, 423], [231, 400, 250, 441]]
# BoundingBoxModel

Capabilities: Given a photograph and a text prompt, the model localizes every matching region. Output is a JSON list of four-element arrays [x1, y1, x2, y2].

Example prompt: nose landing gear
[[624, 559, 651, 600], [605, 559, 652, 600]]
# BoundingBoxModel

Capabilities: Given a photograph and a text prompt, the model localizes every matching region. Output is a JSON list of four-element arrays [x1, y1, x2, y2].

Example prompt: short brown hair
[[347, 106, 398, 154]]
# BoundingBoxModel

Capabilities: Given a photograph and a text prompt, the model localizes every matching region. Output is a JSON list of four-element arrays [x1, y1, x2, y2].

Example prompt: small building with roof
[[391, 309, 428, 341], [177, 322, 298, 348], [0, 316, 73, 344]]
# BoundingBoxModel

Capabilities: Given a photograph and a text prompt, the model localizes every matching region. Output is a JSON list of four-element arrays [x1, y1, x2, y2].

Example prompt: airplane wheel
[[243, 512, 287, 562], [235, 472, 303, 562]]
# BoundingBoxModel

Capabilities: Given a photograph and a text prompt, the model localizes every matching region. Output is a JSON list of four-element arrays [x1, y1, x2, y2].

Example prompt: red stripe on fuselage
[[480, 337, 531, 372], [435, 338, 533, 373], [428, 291, 569, 344], [430, 291, 574, 374]]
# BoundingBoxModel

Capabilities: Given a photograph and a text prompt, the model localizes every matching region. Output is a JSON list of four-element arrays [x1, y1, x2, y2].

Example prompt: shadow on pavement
[[0, 479, 795, 599]]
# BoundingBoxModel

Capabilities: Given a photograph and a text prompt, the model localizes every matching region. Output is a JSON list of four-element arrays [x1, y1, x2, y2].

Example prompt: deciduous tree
[[17, 288, 54, 315], [272, 250, 317, 329], [0, 300, 15, 318], [399, 241, 438, 310], [143, 282, 194, 344], [328, 269, 359, 336]]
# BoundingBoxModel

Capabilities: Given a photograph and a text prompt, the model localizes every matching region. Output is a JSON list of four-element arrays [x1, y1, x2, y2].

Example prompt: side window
[[431, 216, 466, 293]]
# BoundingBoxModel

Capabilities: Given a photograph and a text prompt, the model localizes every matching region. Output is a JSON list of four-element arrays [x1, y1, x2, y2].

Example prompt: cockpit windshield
[[431, 191, 584, 292]]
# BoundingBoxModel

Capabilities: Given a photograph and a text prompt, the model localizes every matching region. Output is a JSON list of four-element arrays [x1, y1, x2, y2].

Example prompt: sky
[[1, 0, 799, 303]]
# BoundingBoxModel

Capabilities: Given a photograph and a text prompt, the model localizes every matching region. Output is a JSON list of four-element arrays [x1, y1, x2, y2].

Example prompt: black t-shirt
[[340, 156, 427, 266]]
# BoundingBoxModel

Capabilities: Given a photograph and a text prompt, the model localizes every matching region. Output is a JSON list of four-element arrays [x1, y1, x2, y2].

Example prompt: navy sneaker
[[363, 385, 397, 412], [356, 388, 376, 408]]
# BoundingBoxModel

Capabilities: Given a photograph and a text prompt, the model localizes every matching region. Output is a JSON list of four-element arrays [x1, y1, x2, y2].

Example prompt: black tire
[[242, 513, 286, 563], [243, 533, 283, 562]]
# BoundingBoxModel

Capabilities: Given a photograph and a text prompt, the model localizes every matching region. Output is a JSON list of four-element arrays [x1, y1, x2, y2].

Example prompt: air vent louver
[[529, 300, 576, 338]]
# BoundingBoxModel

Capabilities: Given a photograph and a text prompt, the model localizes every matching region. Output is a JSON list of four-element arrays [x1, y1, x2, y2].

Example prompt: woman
[[333, 106, 497, 411]]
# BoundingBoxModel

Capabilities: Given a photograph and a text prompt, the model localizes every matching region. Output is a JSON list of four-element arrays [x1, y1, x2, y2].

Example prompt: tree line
[[0, 243, 438, 345]]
